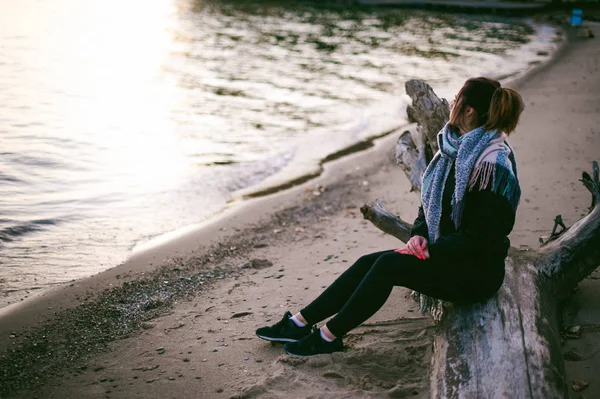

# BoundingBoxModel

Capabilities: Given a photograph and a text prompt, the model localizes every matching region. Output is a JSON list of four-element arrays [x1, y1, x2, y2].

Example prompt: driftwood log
[[396, 79, 449, 192], [360, 80, 600, 398]]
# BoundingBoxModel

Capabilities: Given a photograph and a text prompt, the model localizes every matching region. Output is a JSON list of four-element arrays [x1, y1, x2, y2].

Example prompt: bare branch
[[360, 200, 412, 243], [538, 161, 600, 300], [580, 160, 600, 211], [539, 215, 568, 246], [594, 160, 600, 196], [538, 206, 600, 300]]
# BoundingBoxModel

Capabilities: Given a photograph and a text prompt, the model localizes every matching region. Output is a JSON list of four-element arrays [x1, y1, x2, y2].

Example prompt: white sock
[[290, 315, 307, 327], [320, 329, 335, 342]]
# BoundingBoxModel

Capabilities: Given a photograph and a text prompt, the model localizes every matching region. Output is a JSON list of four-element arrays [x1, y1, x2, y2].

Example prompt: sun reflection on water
[[38, 0, 190, 195]]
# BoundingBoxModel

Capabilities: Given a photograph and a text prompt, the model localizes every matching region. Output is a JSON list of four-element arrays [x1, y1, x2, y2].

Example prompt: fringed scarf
[[419, 123, 521, 320]]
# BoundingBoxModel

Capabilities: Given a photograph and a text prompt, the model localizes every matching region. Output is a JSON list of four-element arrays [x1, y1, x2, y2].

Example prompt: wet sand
[[1, 22, 599, 399]]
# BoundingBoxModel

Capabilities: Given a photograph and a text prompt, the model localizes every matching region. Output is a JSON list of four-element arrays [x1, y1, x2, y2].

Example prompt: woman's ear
[[465, 106, 475, 116]]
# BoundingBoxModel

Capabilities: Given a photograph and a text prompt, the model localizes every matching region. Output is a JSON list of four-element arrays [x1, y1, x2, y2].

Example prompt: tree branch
[[580, 160, 600, 212], [538, 161, 600, 300], [359, 200, 412, 243], [539, 215, 568, 246]]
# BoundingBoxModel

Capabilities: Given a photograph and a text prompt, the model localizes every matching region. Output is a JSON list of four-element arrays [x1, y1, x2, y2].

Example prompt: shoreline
[[0, 129, 428, 397], [357, 0, 547, 15], [0, 130, 412, 351], [2, 19, 598, 399]]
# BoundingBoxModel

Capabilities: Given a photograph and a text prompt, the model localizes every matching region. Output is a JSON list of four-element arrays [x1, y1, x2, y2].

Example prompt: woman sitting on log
[[256, 77, 524, 357]]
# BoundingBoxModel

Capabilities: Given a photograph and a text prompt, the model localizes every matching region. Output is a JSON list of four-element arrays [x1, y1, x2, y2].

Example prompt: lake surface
[[0, 0, 559, 306]]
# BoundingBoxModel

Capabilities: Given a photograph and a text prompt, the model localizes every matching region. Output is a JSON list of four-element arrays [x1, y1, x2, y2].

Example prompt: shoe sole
[[283, 348, 343, 358], [283, 348, 314, 358], [256, 334, 298, 343]]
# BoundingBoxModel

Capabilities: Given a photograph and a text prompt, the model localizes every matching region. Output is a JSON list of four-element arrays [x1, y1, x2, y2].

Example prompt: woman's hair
[[453, 77, 524, 134]]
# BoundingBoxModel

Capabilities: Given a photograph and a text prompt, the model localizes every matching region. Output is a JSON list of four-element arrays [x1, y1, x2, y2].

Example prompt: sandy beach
[[1, 21, 599, 399]]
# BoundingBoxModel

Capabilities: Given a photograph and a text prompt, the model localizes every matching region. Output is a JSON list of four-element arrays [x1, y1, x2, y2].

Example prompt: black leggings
[[300, 250, 504, 337]]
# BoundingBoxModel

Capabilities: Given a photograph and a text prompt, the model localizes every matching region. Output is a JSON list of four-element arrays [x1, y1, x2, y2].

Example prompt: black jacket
[[411, 165, 515, 264]]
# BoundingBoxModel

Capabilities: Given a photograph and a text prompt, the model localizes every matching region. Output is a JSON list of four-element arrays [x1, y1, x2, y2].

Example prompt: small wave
[[5, 153, 65, 169], [203, 160, 239, 166], [0, 171, 24, 184], [0, 219, 58, 243], [31, 219, 57, 226]]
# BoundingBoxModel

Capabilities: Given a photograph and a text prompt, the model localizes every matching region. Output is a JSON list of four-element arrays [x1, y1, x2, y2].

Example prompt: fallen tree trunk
[[360, 80, 600, 398]]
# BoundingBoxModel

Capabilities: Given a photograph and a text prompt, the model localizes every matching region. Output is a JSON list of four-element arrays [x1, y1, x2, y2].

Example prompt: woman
[[255, 77, 523, 357]]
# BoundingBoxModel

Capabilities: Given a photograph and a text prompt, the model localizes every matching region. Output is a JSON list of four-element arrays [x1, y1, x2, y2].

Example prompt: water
[[0, 0, 559, 306]]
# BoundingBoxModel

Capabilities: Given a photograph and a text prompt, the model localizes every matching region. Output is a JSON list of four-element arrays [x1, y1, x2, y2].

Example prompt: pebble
[[564, 349, 584, 361], [231, 311, 253, 319], [572, 379, 589, 392]]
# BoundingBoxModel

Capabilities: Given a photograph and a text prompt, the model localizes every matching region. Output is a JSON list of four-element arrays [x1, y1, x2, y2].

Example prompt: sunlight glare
[[53, 0, 187, 195]]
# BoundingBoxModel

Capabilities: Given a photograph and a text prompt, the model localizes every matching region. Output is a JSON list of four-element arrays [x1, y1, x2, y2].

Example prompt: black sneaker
[[283, 326, 344, 357], [255, 311, 312, 343]]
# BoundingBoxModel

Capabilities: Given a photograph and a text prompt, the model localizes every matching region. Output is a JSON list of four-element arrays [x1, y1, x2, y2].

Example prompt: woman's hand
[[395, 236, 429, 260]]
